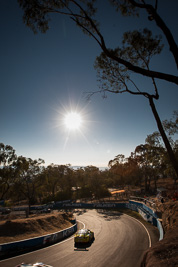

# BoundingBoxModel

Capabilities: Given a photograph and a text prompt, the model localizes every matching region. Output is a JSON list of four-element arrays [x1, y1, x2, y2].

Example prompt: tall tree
[[0, 143, 17, 200], [0, 143, 16, 166], [146, 111, 178, 183], [18, 0, 178, 176], [13, 156, 44, 208]]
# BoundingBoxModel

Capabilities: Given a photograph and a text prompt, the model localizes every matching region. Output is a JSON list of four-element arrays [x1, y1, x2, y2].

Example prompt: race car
[[74, 229, 94, 246], [15, 263, 53, 267]]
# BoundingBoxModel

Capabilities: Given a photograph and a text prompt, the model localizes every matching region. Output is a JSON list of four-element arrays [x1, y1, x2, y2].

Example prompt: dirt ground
[[0, 211, 73, 244], [141, 226, 178, 267], [141, 200, 178, 267]]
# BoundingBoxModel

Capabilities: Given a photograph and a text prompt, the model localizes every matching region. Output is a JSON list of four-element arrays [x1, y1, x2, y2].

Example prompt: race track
[[0, 209, 159, 267]]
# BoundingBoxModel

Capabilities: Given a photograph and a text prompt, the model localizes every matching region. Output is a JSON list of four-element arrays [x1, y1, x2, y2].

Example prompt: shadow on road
[[96, 209, 123, 221], [74, 247, 89, 251], [73, 209, 87, 216]]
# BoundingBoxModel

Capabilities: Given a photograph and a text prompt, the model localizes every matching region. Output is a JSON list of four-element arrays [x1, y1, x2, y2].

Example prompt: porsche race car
[[74, 229, 94, 246]]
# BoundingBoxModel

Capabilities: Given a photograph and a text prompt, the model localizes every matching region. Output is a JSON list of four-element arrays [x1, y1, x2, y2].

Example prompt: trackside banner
[[54, 202, 127, 209]]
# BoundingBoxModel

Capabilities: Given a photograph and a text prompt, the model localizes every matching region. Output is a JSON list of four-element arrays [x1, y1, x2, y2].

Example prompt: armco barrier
[[0, 221, 77, 259]]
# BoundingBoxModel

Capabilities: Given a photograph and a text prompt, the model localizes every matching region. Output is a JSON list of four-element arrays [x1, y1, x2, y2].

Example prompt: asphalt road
[[0, 209, 159, 267]]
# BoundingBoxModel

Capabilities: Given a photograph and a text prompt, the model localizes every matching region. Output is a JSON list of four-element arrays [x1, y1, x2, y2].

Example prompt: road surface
[[0, 209, 159, 267]]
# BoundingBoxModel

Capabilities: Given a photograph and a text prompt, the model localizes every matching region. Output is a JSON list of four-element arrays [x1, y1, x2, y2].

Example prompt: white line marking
[[124, 213, 152, 248], [77, 220, 85, 229]]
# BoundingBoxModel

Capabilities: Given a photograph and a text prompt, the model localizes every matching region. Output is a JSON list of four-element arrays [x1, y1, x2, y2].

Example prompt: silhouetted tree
[[0, 143, 17, 200], [18, 0, 178, 176]]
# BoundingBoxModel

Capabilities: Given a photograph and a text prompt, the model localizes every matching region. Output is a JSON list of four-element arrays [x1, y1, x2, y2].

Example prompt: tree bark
[[149, 96, 178, 178]]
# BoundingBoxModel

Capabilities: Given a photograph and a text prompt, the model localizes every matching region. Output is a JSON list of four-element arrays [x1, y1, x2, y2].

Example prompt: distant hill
[[71, 166, 108, 171]]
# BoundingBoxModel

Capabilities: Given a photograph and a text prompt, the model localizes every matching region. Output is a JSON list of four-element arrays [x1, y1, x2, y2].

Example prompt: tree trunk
[[149, 96, 178, 178], [154, 177, 157, 191], [144, 173, 148, 192]]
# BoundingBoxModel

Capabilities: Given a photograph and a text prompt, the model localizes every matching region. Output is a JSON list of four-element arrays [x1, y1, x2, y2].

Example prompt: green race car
[[74, 229, 94, 246]]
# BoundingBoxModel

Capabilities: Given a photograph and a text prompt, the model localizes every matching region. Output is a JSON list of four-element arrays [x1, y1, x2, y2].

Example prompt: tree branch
[[129, 0, 178, 69]]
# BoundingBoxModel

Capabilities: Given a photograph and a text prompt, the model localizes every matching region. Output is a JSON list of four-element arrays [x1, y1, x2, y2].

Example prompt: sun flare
[[64, 112, 82, 130]]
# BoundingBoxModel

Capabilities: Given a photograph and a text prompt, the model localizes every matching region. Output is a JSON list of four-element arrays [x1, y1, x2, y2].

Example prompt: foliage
[[0, 143, 17, 166], [12, 156, 45, 207], [17, 0, 178, 84], [0, 144, 17, 200]]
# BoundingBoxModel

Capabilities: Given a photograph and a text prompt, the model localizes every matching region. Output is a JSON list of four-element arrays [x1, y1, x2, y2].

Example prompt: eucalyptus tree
[[40, 164, 73, 202], [124, 155, 142, 188], [134, 144, 152, 192], [108, 154, 141, 188], [84, 165, 100, 198], [0, 143, 16, 166], [73, 167, 86, 199], [0, 143, 17, 200], [18, 0, 178, 176], [134, 143, 166, 191], [13, 156, 44, 207], [108, 154, 128, 187], [146, 111, 178, 183]]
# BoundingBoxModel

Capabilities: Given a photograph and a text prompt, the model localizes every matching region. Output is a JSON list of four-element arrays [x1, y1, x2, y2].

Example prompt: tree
[[134, 144, 153, 192], [39, 164, 72, 202], [0, 143, 16, 166], [0, 143, 17, 200], [17, 0, 178, 84], [84, 165, 100, 198], [146, 111, 178, 183], [18, 0, 178, 176], [13, 156, 44, 208], [134, 144, 165, 191], [108, 154, 141, 188], [94, 27, 178, 178]]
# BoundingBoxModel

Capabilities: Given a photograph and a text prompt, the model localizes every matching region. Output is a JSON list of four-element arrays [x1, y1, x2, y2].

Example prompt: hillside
[[0, 211, 73, 244], [141, 200, 178, 267]]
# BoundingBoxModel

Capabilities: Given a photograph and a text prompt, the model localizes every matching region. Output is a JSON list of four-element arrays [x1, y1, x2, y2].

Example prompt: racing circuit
[[0, 209, 159, 267]]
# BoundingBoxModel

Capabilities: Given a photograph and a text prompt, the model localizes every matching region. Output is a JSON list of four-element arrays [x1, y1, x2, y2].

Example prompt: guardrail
[[130, 196, 156, 209]]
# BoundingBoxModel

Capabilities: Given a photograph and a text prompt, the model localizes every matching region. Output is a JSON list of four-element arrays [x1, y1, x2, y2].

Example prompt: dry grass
[[0, 211, 73, 244]]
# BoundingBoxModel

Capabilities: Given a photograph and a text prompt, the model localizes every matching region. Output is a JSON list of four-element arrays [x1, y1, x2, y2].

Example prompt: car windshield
[[78, 229, 88, 234]]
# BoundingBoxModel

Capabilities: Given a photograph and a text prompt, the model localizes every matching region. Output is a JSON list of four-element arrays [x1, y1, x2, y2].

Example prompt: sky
[[1, 1, 178, 168]]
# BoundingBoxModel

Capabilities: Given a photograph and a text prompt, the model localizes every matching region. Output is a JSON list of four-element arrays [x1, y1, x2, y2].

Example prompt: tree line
[[0, 112, 177, 207]]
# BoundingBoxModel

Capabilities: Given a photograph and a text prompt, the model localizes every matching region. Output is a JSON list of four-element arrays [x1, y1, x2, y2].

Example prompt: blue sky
[[1, 1, 178, 167]]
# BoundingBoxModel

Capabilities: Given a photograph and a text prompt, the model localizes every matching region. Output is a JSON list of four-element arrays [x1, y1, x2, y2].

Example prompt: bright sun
[[64, 112, 82, 130]]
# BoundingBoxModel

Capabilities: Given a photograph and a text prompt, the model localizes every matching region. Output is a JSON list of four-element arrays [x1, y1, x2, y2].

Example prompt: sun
[[64, 112, 82, 130]]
